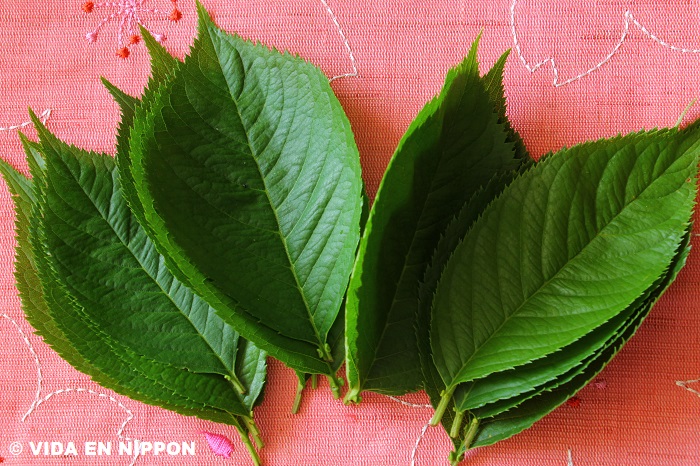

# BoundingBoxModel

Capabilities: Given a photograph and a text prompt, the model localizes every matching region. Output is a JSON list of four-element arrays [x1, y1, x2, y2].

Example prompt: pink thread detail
[[82, 0, 181, 57], [202, 431, 235, 459], [566, 396, 582, 408], [593, 378, 607, 390], [510, 0, 700, 87]]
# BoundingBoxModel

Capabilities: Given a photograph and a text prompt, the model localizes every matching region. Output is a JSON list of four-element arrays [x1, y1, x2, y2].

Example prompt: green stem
[[327, 374, 344, 399], [225, 374, 247, 394], [449, 410, 465, 438], [463, 417, 480, 451], [449, 416, 480, 465], [235, 425, 262, 466], [292, 375, 306, 414], [430, 386, 456, 426], [343, 384, 362, 404], [317, 343, 334, 362], [244, 416, 264, 449], [311, 373, 318, 389]]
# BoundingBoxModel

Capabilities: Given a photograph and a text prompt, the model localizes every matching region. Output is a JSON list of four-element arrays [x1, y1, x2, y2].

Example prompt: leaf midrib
[[446, 149, 686, 388], [361, 70, 506, 386], [49, 150, 241, 383], [204, 27, 326, 354]]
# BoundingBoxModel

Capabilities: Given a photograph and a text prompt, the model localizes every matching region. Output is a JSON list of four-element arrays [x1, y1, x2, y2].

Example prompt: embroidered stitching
[[319, 0, 358, 81], [387, 395, 432, 409], [510, 0, 700, 87], [2, 313, 141, 465], [82, 0, 182, 58], [0, 109, 51, 133], [27, 388, 141, 466], [2, 314, 43, 421], [676, 378, 700, 397], [410, 422, 430, 466], [202, 431, 235, 459]]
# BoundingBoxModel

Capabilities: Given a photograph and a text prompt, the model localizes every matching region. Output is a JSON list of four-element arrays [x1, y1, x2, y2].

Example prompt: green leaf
[[430, 126, 699, 407], [481, 50, 529, 164], [0, 137, 94, 372], [452, 229, 679, 414], [127, 4, 363, 377], [25, 115, 268, 466], [470, 227, 692, 449], [103, 26, 180, 229], [345, 39, 527, 400], [27, 142, 242, 421], [35, 121, 265, 392]]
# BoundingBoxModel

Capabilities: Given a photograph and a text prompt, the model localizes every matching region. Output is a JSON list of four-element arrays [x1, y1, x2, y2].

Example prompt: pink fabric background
[[1, 0, 700, 464]]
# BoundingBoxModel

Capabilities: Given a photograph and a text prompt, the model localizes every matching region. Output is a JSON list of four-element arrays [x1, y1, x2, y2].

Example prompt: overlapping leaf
[[344, 37, 532, 401], [467, 225, 691, 451], [125, 4, 362, 382], [419, 123, 700, 463], [2, 114, 268, 464], [430, 127, 698, 401]]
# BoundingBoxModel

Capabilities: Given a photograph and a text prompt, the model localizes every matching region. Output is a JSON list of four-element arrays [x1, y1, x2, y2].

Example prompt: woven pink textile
[[1, 0, 700, 465]]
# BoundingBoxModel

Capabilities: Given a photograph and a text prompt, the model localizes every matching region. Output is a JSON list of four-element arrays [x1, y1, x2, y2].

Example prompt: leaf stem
[[235, 425, 262, 466], [343, 385, 362, 404], [311, 373, 318, 389], [327, 374, 344, 399], [243, 416, 264, 449], [430, 385, 456, 426], [449, 410, 465, 438], [225, 374, 247, 394], [449, 416, 480, 466], [676, 98, 698, 128], [292, 375, 306, 414]]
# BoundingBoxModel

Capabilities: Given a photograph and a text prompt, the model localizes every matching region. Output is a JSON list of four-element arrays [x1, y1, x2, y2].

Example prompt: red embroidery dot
[[129, 35, 141, 45], [169, 8, 182, 22], [81, 1, 94, 13], [566, 396, 581, 408], [117, 47, 130, 59]]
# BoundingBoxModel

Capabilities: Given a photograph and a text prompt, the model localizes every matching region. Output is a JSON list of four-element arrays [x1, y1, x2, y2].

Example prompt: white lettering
[[29, 442, 43, 455], [50, 442, 63, 456], [137, 441, 153, 455], [118, 441, 132, 456], [182, 441, 195, 455], [97, 442, 111, 455], [64, 442, 78, 456], [153, 442, 166, 455], [166, 442, 180, 455], [85, 441, 96, 456]]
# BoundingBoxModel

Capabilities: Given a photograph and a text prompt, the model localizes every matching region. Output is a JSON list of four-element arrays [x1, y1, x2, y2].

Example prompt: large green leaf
[[430, 126, 700, 416], [345, 39, 529, 400], [0, 139, 91, 373], [35, 119, 265, 398], [26, 143, 243, 421], [469, 225, 692, 450], [126, 3, 362, 380], [24, 115, 267, 463]]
